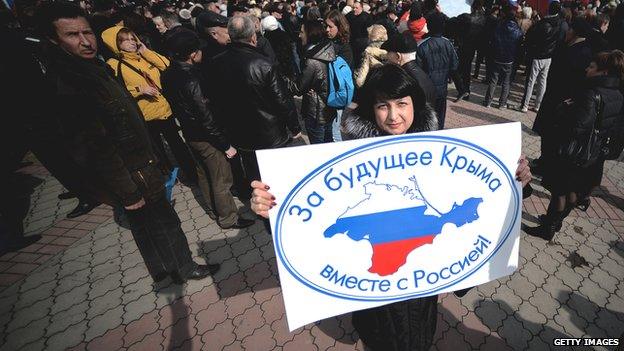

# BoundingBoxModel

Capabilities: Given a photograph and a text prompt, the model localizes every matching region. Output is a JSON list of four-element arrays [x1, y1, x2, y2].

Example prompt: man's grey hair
[[228, 15, 256, 43], [160, 11, 181, 28]]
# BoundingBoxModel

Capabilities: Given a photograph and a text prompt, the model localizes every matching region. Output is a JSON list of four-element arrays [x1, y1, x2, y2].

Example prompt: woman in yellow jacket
[[101, 26, 197, 183]]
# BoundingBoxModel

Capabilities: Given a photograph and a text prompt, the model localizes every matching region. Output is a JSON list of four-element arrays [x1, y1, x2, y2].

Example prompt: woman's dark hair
[[594, 50, 624, 80], [325, 9, 350, 44], [422, 0, 437, 14], [306, 6, 322, 20], [303, 18, 325, 45], [471, 0, 484, 14], [354, 64, 427, 134], [409, 1, 422, 20]]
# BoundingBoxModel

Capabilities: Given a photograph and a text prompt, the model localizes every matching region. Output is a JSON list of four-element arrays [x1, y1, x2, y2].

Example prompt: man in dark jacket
[[381, 34, 437, 106], [38, 2, 218, 284], [483, 5, 523, 109], [375, 6, 400, 38], [206, 15, 302, 193], [347, 1, 374, 67], [454, 0, 486, 102], [519, 1, 564, 113], [196, 10, 230, 62], [416, 12, 459, 129], [588, 13, 610, 54], [606, 3, 624, 51], [161, 29, 254, 230]]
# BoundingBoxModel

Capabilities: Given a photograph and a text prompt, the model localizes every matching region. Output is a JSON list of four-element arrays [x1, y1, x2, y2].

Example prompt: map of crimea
[[323, 179, 483, 276]]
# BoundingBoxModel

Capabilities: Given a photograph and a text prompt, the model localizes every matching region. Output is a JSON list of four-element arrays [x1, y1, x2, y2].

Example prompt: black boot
[[526, 209, 568, 241], [66, 199, 100, 218], [58, 191, 77, 200], [525, 221, 559, 241]]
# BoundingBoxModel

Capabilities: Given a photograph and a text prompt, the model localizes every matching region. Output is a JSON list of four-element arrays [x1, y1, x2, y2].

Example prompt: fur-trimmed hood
[[340, 103, 438, 140]]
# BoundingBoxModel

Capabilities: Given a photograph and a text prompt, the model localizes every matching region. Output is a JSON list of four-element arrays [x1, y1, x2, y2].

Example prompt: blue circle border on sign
[[274, 135, 521, 301]]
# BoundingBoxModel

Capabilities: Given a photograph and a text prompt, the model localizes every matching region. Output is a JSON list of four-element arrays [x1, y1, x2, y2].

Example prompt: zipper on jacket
[[136, 169, 148, 189]]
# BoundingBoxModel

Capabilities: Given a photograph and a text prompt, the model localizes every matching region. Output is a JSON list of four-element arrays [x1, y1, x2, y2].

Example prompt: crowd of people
[[2, 0, 624, 349]]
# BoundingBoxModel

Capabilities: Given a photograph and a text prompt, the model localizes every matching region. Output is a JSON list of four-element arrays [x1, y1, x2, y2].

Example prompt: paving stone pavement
[[1, 71, 623, 351]]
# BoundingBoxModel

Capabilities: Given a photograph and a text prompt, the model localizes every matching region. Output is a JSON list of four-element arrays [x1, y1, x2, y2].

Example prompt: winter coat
[[340, 100, 439, 351], [206, 42, 301, 150], [606, 18, 624, 51], [416, 35, 459, 98], [46, 45, 163, 207], [161, 61, 230, 151], [587, 29, 610, 54], [402, 61, 437, 106], [375, 17, 399, 38], [292, 40, 337, 125], [492, 19, 523, 63], [257, 33, 277, 62], [102, 26, 172, 122], [455, 11, 486, 48], [332, 39, 355, 68], [525, 15, 563, 60], [533, 39, 593, 136], [407, 17, 428, 42], [354, 44, 387, 87], [542, 75, 623, 194], [348, 11, 374, 41]]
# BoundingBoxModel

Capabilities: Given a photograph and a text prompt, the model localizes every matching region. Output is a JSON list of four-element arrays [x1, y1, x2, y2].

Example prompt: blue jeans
[[332, 110, 343, 142], [305, 118, 333, 144]]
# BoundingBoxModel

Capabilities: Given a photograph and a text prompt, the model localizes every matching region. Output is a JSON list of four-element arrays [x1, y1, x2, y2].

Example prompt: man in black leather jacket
[[38, 2, 218, 284], [206, 15, 302, 194], [519, 1, 564, 113], [161, 29, 254, 230]]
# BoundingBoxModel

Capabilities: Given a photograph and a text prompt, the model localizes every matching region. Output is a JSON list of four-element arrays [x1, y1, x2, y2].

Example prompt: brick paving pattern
[[1, 73, 623, 350]]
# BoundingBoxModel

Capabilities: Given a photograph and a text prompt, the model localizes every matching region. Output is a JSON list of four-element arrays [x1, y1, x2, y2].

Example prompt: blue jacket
[[416, 36, 459, 98], [492, 19, 523, 63]]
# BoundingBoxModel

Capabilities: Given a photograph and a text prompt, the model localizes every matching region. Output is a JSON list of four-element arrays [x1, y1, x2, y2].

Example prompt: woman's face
[[153, 17, 167, 34], [586, 61, 607, 78], [300, 24, 308, 45], [325, 19, 338, 39], [118, 33, 138, 52], [374, 96, 414, 135]]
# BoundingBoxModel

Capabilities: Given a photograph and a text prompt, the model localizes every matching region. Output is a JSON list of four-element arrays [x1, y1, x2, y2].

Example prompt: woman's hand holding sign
[[516, 155, 532, 187], [251, 180, 275, 219]]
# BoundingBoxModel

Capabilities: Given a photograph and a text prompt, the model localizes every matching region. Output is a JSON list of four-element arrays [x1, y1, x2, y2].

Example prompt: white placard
[[257, 122, 522, 331], [439, 0, 472, 18]]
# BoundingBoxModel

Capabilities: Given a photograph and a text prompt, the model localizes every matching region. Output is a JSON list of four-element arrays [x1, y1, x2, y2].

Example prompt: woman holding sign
[[250, 64, 532, 350]]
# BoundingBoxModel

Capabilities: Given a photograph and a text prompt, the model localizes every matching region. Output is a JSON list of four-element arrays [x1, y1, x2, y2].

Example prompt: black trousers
[[458, 45, 477, 94], [233, 137, 307, 200], [434, 96, 448, 130], [125, 195, 196, 279], [147, 118, 197, 183]]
